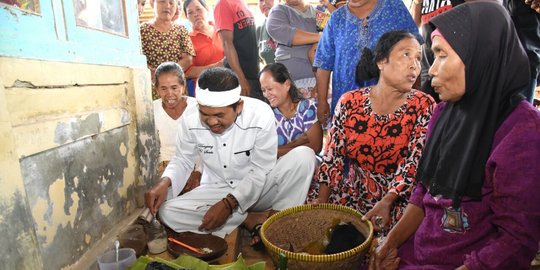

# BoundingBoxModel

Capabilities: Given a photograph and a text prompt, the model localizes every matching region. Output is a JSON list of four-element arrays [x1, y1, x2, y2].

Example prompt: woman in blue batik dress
[[259, 63, 323, 158]]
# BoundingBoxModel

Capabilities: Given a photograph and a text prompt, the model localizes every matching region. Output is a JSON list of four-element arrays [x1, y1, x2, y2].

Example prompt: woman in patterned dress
[[309, 30, 435, 233], [259, 63, 323, 158], [242, 63, 321, 250], [313, 0, 420, 128], [140, 0, 196, 99]]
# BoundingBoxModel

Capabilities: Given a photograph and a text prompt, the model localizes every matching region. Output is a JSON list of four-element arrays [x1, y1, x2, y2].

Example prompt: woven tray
[[260, 204, 373, 270]]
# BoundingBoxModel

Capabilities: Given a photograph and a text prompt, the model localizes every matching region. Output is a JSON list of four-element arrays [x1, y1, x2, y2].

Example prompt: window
[[73, 0, 127, 36]]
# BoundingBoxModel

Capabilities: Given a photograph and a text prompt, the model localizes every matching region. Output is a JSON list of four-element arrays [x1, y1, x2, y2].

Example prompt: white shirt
[[162, 97, 278, 212], [153, 97, 197, 162]]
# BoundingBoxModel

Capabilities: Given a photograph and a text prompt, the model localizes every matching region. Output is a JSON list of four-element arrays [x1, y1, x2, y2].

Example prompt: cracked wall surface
[[0, 58, 157, 269]]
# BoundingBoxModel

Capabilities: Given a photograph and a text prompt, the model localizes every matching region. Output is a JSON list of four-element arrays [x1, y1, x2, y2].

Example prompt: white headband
[[196, 85, 241, 107]]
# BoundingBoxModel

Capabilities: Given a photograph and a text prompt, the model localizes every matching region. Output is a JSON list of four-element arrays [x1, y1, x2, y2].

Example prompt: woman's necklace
[[281, 101, 298, 119]]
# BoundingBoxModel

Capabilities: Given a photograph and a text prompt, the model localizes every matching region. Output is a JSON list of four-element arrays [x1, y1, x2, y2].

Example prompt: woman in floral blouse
[[141, 0, 196, 99], [308, 30, 435, 233]]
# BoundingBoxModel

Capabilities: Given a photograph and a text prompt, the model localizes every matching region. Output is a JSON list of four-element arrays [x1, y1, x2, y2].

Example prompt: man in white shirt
[[145, 67, 317, 237]]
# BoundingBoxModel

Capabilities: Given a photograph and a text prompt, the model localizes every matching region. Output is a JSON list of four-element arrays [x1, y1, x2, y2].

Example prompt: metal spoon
[[114, 240, 120, 264]]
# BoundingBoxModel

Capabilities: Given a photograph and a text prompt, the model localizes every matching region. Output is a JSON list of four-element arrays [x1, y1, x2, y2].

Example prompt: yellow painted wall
[[0, 57, 157, 269], [0, 68, 42, 270]]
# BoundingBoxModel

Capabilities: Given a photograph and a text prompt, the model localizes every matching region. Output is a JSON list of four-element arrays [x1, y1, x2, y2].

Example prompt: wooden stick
[[167, 237, 205, 254]]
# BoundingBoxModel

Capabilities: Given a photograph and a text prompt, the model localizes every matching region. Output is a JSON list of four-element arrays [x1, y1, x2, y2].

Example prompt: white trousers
[[159, 146, 317, 237]]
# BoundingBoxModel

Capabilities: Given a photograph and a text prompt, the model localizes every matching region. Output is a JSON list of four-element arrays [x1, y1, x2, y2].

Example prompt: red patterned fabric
[[308, 87, 435, 226]]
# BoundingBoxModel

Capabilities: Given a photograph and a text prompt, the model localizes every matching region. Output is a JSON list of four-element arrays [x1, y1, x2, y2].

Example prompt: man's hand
[[199, 200, 231, 231], [181, 171, 201, 194], [239, 78, 252, 97], [145, 177, 171, 215], [317, 100, 330, 129]]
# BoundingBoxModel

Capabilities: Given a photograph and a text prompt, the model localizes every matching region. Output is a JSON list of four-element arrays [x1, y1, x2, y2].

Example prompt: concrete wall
[[0, 1, 158, 269], [0, 58, 158, 269]]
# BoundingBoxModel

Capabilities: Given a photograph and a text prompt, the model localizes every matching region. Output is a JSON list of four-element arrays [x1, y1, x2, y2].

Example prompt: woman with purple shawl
[[371, 2, 540, 269]]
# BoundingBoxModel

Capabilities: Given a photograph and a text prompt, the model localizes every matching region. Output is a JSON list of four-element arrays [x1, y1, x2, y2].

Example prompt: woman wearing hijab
[[371, 2, 540, 270]]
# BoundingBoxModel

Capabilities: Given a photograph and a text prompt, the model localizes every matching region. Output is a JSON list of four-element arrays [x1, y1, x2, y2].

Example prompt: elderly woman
[[314, 0, 420, 127], [372, 2, 540, 270], [141, 0, 196, 99], [153, 62, 202, 193], [260, 63, 323, 158], [183, 0, 224, 83], [309, 30, 435, 233], [266, 0, 320, 99]]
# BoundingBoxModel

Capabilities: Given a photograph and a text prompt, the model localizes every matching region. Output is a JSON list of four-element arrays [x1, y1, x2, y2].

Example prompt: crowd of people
[[139, 0, 540, 269]]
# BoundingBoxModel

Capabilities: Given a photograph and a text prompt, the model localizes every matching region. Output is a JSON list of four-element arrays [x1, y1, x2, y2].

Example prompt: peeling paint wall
[[0, 73, 42, 269], [21, 128, 130, 269], [130, 68, 160, 188], [0, 58, 157, 269], [0, 1, 159, 268], [0, 190, 41, 269]]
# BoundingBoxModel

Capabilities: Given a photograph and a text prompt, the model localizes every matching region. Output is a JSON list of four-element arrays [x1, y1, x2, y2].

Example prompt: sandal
[[249, 223, 265, 251]]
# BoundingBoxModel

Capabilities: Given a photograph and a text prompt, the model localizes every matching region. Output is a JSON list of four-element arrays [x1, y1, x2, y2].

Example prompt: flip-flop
[[249, 224, 265, 251]]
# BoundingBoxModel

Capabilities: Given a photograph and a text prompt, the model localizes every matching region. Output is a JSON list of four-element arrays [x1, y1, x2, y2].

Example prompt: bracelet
[[226, 194, 239, 209], [221, 198, 232, 214]]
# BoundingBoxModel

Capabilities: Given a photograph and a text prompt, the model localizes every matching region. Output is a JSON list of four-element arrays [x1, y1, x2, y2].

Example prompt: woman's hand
[[369, 238, 400, 270], [312, 183, 331, 204], [363, 193, 398, 231], [529, 0, 540, 13]]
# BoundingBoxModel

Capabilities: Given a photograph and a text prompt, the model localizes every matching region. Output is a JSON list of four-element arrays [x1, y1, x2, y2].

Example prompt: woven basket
[[260, 204, 373, 270]]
